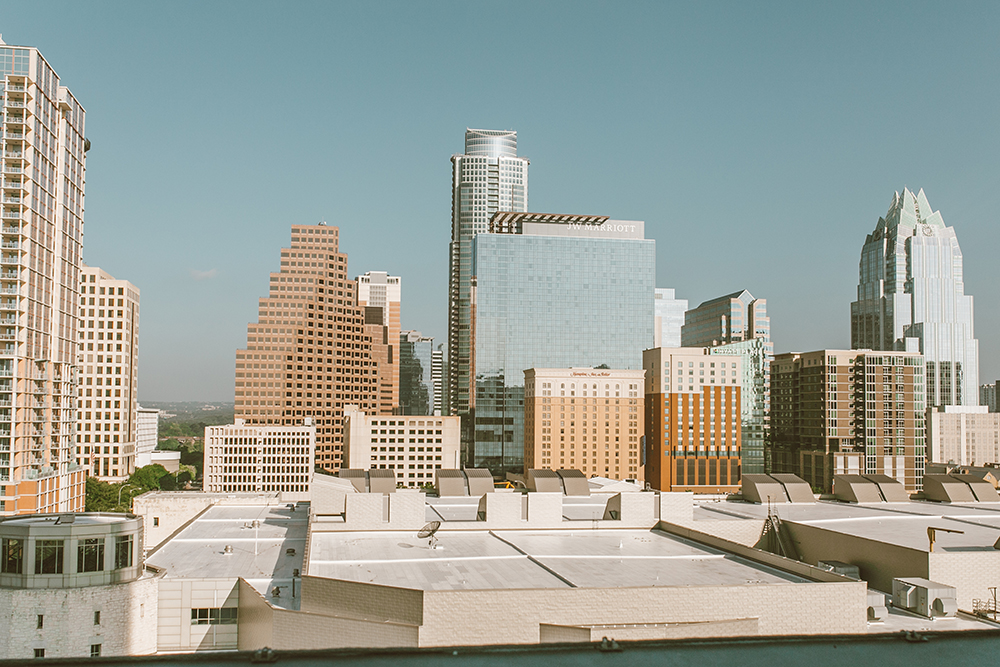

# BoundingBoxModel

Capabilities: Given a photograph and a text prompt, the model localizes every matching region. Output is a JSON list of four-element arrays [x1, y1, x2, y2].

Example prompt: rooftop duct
[[832, 475, 883, 503]]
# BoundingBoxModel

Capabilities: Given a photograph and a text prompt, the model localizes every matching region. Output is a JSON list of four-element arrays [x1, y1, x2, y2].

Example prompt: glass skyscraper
[[448, 129, 529, 421], [851, 188, 978, 407], [469, 213, 655, 474], [399, 331, 435, 415]]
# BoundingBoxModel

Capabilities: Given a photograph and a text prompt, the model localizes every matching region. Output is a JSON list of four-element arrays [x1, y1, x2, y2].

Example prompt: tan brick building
[[76, 265, 139, 481], [523, 368, 644, 481], [234, 224, 380, 471], [643, 347, 742, 493]]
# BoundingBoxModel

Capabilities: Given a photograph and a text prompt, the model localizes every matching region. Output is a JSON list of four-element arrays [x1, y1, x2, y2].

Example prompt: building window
[[190, 608, 238, 625], [152, 517, 159, 527], [34, 540, 64, 575], [114, 535, 133, 569], [90, 644, 101, 658], [34, 649, 44, 659], [77, 538, 105, 573], [36, 614, 43, 629], [2, 537, 23, 574], [94, 611, 101, 626]]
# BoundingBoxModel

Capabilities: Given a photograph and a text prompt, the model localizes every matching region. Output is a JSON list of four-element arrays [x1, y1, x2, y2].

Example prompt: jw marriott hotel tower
[[851, 188, 978, 407], [448, 129, 529, 418]]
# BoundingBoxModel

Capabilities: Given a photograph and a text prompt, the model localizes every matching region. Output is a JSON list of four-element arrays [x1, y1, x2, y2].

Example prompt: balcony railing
[[6, 85, 25, 92], [1, 242, 18, 249], [5, 101, 24, 109], [3, 153, 23, 159], [2, 227, 21, 234], [1, 212, 21, 219], [2, 168, 22, 174]]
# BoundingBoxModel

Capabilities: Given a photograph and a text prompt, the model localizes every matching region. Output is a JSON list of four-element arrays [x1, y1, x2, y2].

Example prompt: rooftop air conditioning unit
[[892, 577, 957, 618]]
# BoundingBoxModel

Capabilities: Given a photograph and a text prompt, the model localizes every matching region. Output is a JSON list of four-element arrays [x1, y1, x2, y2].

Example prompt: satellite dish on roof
[[417, 521, 442, 549], [417, 521, 441, 539]]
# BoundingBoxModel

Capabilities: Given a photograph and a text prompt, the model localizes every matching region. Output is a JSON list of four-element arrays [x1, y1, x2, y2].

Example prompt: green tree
[[128, 464, 170, 493], [85, 477, 118, 512]]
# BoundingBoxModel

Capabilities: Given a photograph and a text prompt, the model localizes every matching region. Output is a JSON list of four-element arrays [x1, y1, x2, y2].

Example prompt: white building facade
[[852, 188, 979, 408], [76, 265, 139, 481], [342, 405, 460, 487], [654, 288, 687, 348], [927, 405, 1000, 467], [203, 420, 315, 500]]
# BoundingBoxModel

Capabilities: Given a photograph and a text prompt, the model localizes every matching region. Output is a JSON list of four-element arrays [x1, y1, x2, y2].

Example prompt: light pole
[[117, 484, 138, 511]]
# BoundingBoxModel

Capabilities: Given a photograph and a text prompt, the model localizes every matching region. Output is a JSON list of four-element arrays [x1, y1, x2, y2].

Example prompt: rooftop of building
[[694, 498, 1000, 552], [0, 512, 136, 528], [306, 526, 810, 592], [146, 503, 308, 610]]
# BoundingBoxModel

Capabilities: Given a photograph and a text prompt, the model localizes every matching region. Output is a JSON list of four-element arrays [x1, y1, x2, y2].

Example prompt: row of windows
[[1, 534, 133, 575]]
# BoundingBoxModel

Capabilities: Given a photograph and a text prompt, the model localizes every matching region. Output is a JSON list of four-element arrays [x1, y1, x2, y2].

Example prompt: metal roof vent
[[223, 545, 233, 555], [286, 548, 296, 556]]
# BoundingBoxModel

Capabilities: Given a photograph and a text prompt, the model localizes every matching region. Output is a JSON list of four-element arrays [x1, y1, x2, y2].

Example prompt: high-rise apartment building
[[470, 212, 655, 475], [927, 405, 1000, 466], [769, 350, 926, 491], [653, 288, 686, 348], [203, 420, 315, 500], [342, 406, 460, 487], [76, 265, 139, 481], [524, 368, 645, 481], [979, 382, 998, 413], [234, 224, 379, 471], [682, 290, 772, 475], [399, 330, 434, 415], [0, 42, 87, 514], [448, 129, 529, 419], [851, 188, 978, 408], [357, 271, 400, 415], [431, 344, 445, 416], [643, 347, 742, 493]]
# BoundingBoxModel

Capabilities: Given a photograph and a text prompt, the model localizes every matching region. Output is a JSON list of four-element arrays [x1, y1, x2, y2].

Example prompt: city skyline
[[0, 3, 998, 401]]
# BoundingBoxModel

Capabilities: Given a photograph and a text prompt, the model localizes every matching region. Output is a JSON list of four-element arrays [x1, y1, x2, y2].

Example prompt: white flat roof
[[306, 527, 809, 591]]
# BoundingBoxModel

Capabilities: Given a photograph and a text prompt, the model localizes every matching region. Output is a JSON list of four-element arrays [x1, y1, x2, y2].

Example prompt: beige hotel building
[[76, 264, 139, 481], [356, 271, 400, 415], [523, 368, 644, 481]]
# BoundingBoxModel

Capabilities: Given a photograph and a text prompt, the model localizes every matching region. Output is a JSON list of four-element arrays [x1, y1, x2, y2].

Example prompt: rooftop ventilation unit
[[892, 577, 957, 618]]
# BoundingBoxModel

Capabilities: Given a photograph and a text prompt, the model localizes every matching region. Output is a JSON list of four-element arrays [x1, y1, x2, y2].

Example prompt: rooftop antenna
[[318, 220, 327, 226], [417, 520, 442, 549]]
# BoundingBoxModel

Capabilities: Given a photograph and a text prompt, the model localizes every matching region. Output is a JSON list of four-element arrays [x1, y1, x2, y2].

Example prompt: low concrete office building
[[523, 368, 645, 481], [0, 513, 159, 659], [928, 405, 1000, 466], [202, 420, 315, 500], [342, 405, 460, 487], [695, 480, 1000, 614], [144, 497, 307, 653]]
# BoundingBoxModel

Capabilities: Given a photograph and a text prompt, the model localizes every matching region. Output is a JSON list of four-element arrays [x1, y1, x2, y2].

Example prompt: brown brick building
[[643, 347, 742, 493], [234, 224, 380, 470]]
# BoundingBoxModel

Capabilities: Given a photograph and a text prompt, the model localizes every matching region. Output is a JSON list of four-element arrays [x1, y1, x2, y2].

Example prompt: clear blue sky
[[2, 1, 998, 401]]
